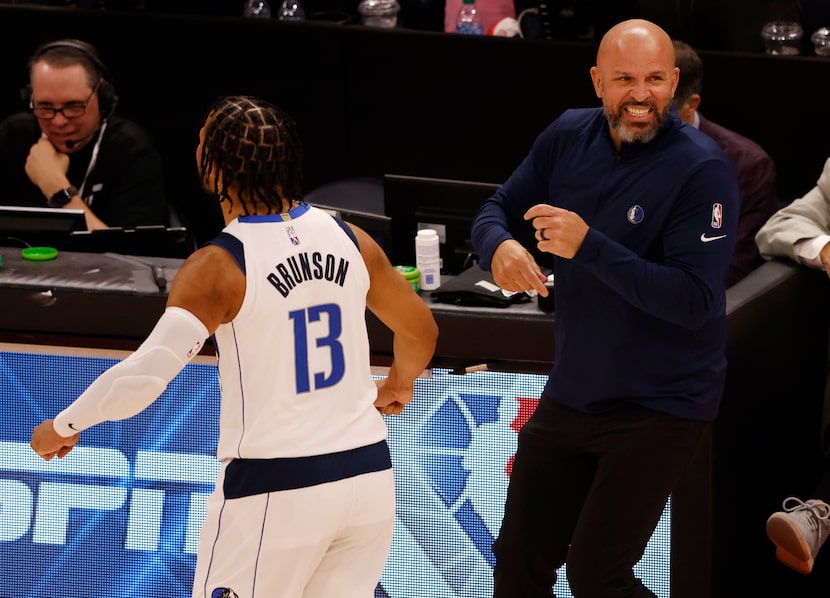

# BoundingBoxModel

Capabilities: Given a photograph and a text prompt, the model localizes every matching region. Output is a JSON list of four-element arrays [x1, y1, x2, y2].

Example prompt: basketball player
[[0, 39, 166, 230], [30, 95, 438, 598]]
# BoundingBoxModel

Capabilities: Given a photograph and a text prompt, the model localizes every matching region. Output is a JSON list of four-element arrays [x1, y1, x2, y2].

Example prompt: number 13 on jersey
[[289, 303, 345, 393]]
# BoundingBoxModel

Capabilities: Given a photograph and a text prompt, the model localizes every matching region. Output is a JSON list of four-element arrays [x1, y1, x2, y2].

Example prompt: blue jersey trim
[[223, 440, 391, 498], [204, 204, 359, 277], [333, 215, 359, 249], [238, 202, 310, 222], [206, 232, 245, 275]]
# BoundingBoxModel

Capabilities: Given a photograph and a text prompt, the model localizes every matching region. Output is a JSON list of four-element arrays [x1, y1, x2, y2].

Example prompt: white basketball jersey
[[212, 204, 386, 459]]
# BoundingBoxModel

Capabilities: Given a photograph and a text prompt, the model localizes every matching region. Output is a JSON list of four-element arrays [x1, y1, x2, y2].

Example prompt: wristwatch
[[48, 186, 79, 208]]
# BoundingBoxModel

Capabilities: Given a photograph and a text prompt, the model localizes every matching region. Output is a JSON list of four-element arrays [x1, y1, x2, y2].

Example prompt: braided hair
[[198, 95, 304, 216]]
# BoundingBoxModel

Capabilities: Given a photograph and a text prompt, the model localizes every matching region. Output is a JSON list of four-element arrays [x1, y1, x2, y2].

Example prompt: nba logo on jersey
[[286, 225, 300, 245], [211, 588, 238, 598], [710, 203, 723, 229]]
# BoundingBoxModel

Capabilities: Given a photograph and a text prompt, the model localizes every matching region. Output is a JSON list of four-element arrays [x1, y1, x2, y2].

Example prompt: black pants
[[492, 398, 708, 598]]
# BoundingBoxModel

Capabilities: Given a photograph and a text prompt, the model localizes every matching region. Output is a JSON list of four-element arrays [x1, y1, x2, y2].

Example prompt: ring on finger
[[540, 228, 548, 241]]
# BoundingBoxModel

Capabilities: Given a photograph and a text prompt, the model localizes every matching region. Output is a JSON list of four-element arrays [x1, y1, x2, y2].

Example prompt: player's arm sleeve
[[52, 306, 209, 438]]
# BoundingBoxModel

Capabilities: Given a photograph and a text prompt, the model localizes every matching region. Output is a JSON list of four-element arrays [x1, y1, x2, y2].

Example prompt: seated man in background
[[755, 157, 830, 575], [0, 38, 166, 231], [673, 39, 779, 288]]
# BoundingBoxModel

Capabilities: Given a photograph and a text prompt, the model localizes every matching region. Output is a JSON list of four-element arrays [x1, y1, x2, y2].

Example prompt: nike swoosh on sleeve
[[700, 233, 728, 243]]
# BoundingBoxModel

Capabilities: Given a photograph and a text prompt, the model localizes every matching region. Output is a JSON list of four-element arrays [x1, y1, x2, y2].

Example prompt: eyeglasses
[[30, 80, 101, 120]]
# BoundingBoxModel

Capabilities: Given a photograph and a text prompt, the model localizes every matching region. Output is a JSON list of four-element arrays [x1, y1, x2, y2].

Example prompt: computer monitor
[[312, 203, 394, 259], [383, 174, 501, 275], [0, 205, 85, 248]]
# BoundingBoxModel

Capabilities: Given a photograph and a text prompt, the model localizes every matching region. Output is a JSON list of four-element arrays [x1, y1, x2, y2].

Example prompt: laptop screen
[[0, 205, 85, 248]]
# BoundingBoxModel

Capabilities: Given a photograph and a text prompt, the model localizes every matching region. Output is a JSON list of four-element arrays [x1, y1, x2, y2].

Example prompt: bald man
[[472, 19, 740, 597]]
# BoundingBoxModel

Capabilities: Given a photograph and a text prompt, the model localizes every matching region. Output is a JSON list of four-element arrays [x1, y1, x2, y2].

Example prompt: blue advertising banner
[[1, 350, 670, 597]]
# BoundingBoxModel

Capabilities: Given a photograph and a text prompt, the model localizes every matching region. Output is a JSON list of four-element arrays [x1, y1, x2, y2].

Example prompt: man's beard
[[604, 100, 669, 144]]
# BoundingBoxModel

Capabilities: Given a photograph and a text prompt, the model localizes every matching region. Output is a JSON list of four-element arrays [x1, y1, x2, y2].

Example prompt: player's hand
[[820, 241, 830, 279], [525, 204, 588, 259], [490, 239, 548, 296], [30, 419, 80, 461], [374, 377, 413, 416]]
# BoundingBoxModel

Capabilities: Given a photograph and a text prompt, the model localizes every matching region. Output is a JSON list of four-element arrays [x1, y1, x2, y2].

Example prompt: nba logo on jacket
[[711, 203, 723, 229]]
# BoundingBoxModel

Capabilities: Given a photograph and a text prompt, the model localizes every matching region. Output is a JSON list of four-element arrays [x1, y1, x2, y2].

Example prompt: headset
[[20, 39, 119, 120]]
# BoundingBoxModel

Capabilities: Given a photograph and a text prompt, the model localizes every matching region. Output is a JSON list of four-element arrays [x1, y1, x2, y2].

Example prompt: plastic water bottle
[[242, 0, 271, 17], [455, 0, 483, 35], [277, 0, 306, 21], [415, 228, 441, 291]]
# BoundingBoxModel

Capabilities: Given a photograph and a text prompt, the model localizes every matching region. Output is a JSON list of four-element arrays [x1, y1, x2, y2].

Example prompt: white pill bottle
[[415, 228, 441, 291]]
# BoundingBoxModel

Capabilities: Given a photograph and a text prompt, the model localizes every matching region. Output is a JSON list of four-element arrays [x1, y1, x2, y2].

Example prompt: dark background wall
[[11, 0, 829, 52], [1, 5, 829, 246]]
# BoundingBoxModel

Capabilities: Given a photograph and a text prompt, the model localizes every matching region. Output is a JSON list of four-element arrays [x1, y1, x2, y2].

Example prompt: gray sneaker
[[766, 497, 830, 574]]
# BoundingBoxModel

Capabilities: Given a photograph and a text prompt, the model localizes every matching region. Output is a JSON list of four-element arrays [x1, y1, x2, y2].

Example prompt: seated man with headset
[[0, 39, 166, 231]]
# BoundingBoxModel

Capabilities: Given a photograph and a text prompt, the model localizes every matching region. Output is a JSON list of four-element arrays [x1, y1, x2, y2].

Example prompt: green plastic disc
[[21, 246, 58, 261]]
